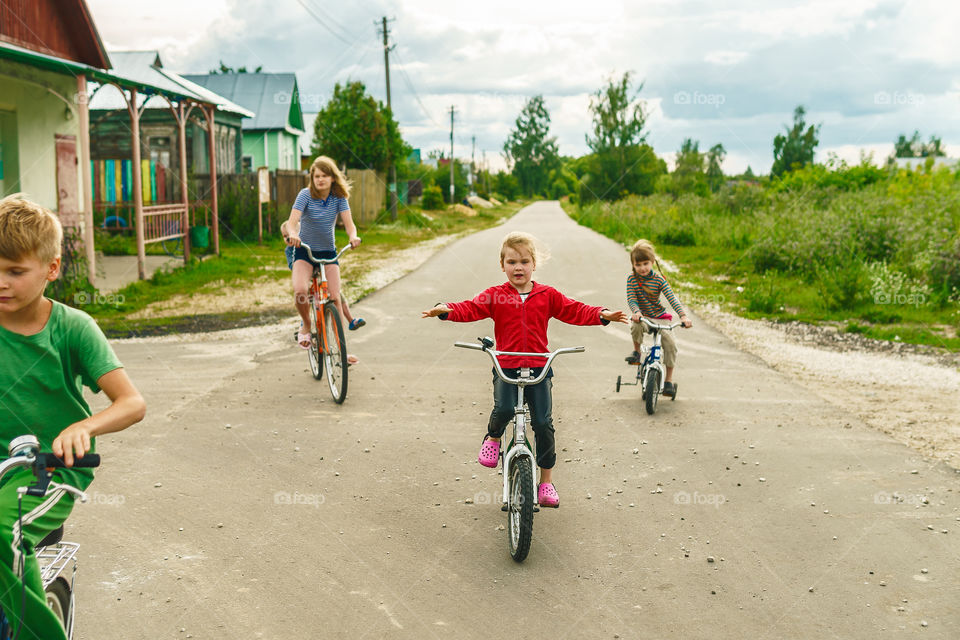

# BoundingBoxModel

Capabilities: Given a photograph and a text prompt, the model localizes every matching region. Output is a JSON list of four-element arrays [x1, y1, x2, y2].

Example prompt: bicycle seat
[[36, 525, 63, 548]]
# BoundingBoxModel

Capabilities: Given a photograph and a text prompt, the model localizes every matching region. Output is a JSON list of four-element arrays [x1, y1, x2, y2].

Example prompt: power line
[[296, 0, 355, 47]]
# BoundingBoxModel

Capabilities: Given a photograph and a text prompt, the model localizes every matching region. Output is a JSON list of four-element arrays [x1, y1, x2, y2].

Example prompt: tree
[[666, 138, 709, 197], [210, 61, 262, 74], [503, 96, 560, 197], [706, 143, 726, 192], [585, 72, 660, 199], [771, 105, 820, 177], [893, 130, 946, 158], [312, 81, 408, 172]]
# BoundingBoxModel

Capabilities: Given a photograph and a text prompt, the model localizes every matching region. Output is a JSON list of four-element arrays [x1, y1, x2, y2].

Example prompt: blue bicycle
[[616, 316, 682, 414]]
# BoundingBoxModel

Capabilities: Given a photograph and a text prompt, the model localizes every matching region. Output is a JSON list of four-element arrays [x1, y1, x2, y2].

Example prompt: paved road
[[76, 202, 958, 639]]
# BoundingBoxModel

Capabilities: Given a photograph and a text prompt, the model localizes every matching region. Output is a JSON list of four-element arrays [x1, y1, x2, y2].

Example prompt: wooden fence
[[344, 169, 385, 224]]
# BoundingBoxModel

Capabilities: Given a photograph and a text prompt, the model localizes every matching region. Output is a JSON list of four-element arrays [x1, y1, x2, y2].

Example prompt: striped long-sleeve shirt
[[626, 271, 685, 319]]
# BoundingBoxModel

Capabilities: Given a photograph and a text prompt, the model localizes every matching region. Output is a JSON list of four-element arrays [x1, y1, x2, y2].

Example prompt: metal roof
[[82, 50, 253, 117], [181, 72, 304, 133]]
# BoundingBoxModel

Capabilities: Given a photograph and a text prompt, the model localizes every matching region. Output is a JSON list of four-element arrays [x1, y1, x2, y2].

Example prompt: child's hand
[[681, 315, 693, 328], [602, 309, 629, 324], [52, 422, 93, 467], [422, 304, 450, 318]]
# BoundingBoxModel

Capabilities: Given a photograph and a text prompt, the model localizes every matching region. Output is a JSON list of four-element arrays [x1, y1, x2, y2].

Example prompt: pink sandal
[[478, 437, 500, 468], [538, 482, 559, 508], [296, 331, 312, 350]]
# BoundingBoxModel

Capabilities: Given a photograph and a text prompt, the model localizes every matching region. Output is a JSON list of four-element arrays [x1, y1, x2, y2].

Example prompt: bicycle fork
[[501, 381, 539, 509]]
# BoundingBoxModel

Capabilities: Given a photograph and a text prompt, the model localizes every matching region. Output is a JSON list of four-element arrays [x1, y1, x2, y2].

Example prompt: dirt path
[[77, 202, 959, 639]]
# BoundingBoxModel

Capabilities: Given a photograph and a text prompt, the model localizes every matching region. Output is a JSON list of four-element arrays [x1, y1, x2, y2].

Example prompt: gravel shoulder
[[699, 307, 960, 468]]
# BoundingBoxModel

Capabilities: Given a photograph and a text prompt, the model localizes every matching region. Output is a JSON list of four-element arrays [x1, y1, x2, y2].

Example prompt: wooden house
[[182, 72, 305, 171], [88, 51, 251, 210]]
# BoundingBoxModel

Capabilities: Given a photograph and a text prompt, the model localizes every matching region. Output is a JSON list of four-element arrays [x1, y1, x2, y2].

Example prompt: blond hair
[[500, 231, 548, 266], [630, 239, 656, 264], [0, 194, 62, 263], [309, 156, 352, 200]]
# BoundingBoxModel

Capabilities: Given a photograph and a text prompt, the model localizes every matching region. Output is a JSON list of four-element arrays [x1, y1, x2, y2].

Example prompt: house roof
[[0, 0, 110, 68], [181, 72, 305, 134], [87, 51, 254, 118]]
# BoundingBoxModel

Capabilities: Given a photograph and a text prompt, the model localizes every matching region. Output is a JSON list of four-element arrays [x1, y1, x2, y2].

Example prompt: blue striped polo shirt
[[293, 188, 350, 252]]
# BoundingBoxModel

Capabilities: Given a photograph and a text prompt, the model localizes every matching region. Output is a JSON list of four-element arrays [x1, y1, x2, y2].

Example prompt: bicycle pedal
[[501, 504, 508, 512], [533, 506, 540, 513]]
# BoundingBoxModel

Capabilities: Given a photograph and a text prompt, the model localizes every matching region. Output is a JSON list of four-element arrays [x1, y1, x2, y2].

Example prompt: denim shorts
[[287, 245, 337, 269]]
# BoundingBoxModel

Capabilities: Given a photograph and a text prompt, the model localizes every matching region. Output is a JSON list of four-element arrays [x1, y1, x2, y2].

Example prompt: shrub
[[421, 185, 445, 210]]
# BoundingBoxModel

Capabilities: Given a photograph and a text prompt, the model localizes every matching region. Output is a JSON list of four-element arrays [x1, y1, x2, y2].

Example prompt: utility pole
[[470, 135, 476, 196], [449, 105, 456, 204], [379, 16, 398, 220]]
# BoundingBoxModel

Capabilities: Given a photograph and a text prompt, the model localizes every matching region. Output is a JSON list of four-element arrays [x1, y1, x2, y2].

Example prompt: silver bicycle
[[616, 316, 682, 415], [455, 337, 584, 562], [0, 435, 100, 639]]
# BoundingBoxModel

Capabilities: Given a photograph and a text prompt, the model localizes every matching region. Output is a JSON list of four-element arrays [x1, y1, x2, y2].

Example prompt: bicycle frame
[[0, 435, 98, 640], [638, 316, 681, 393], [300, 242, 351, 348], [455, 340, 584, 506]]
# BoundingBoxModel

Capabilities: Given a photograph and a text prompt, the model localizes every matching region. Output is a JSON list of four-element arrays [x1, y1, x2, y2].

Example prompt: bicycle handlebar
[[638, 316, 684, 331], [299, 242, 352, 265], [455, 338, 585, 386]]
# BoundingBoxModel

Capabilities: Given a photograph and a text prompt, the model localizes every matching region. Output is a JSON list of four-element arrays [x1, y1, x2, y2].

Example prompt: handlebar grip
[[454, 341, 483, 350], [36, 453, 101, 469]]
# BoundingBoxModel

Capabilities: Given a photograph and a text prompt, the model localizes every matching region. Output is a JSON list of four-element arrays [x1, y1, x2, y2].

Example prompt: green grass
[[561, 191, 960, 353], [82, 201, 524, 336]]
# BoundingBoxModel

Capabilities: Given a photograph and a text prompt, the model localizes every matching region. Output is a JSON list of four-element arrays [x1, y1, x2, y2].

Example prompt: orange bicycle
[[301, 242, 350, 403]]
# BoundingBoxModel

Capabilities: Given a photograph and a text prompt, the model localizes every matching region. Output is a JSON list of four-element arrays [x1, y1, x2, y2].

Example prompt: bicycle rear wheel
[[307, 298, 323, 380], [508, 456, 534, 562], [644, 368, 661, 415], [322, 302, 348, 403]]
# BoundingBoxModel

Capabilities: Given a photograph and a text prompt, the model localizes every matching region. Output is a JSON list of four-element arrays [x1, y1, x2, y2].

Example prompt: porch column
[[128, 88, 145, 280], [177, 103, 191, 262], [205, 106, 220, 254], [76, 75, 95, 282]]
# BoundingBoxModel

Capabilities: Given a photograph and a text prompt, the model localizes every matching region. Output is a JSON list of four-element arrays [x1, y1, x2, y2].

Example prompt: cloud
[[86, 0, 960, 177]]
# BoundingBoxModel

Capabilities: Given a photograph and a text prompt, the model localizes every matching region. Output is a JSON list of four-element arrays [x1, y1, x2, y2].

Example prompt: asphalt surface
[[74, 201, 959, 639]]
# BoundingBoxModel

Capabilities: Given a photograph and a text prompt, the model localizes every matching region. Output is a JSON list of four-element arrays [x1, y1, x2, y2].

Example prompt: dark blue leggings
[[487, 371, 556, 469]]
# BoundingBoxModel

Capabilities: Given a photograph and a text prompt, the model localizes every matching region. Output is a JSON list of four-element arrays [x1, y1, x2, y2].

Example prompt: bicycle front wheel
[[322, 301, 348, 403], [644, 368, 661, 415], [307, 299, 323, 380], [508, 456, 534, 562]]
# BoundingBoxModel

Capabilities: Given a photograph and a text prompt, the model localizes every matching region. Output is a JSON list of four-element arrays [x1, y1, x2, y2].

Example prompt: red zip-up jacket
[[442, 281, 608, 368]]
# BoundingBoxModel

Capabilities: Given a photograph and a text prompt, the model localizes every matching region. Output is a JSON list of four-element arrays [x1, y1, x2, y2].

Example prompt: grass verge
[[84, 201, 524, 337]]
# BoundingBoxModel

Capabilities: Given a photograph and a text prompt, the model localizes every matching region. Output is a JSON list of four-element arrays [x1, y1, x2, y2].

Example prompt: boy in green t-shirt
[[0, 195, 146, 640]]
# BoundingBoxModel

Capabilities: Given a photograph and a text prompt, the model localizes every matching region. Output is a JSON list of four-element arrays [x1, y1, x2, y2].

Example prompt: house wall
[[0, 58, 83, 213], [241, 130, 300, 171]]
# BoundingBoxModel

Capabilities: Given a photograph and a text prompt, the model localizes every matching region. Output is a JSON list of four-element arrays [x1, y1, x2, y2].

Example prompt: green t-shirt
[[0, 301, 122, 490]]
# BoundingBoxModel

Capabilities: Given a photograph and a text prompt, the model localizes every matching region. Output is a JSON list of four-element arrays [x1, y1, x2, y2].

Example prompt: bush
[[421, 185, 445, 210]]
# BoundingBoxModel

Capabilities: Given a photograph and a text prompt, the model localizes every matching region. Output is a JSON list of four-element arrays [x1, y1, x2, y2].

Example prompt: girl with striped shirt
[[284, 156, 362, 353], [625, 239, 692, 397]]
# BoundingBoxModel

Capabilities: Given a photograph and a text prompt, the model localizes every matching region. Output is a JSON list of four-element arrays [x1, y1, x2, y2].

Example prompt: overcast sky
[[87, 0, 960, 174]]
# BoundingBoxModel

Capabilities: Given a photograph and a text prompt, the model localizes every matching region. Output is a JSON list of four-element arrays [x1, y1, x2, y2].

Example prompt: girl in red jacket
[[423, 232, 626, 507]]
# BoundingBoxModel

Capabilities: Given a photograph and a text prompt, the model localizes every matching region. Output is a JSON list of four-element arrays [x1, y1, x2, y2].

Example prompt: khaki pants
[[631, 320, 678, 368]]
